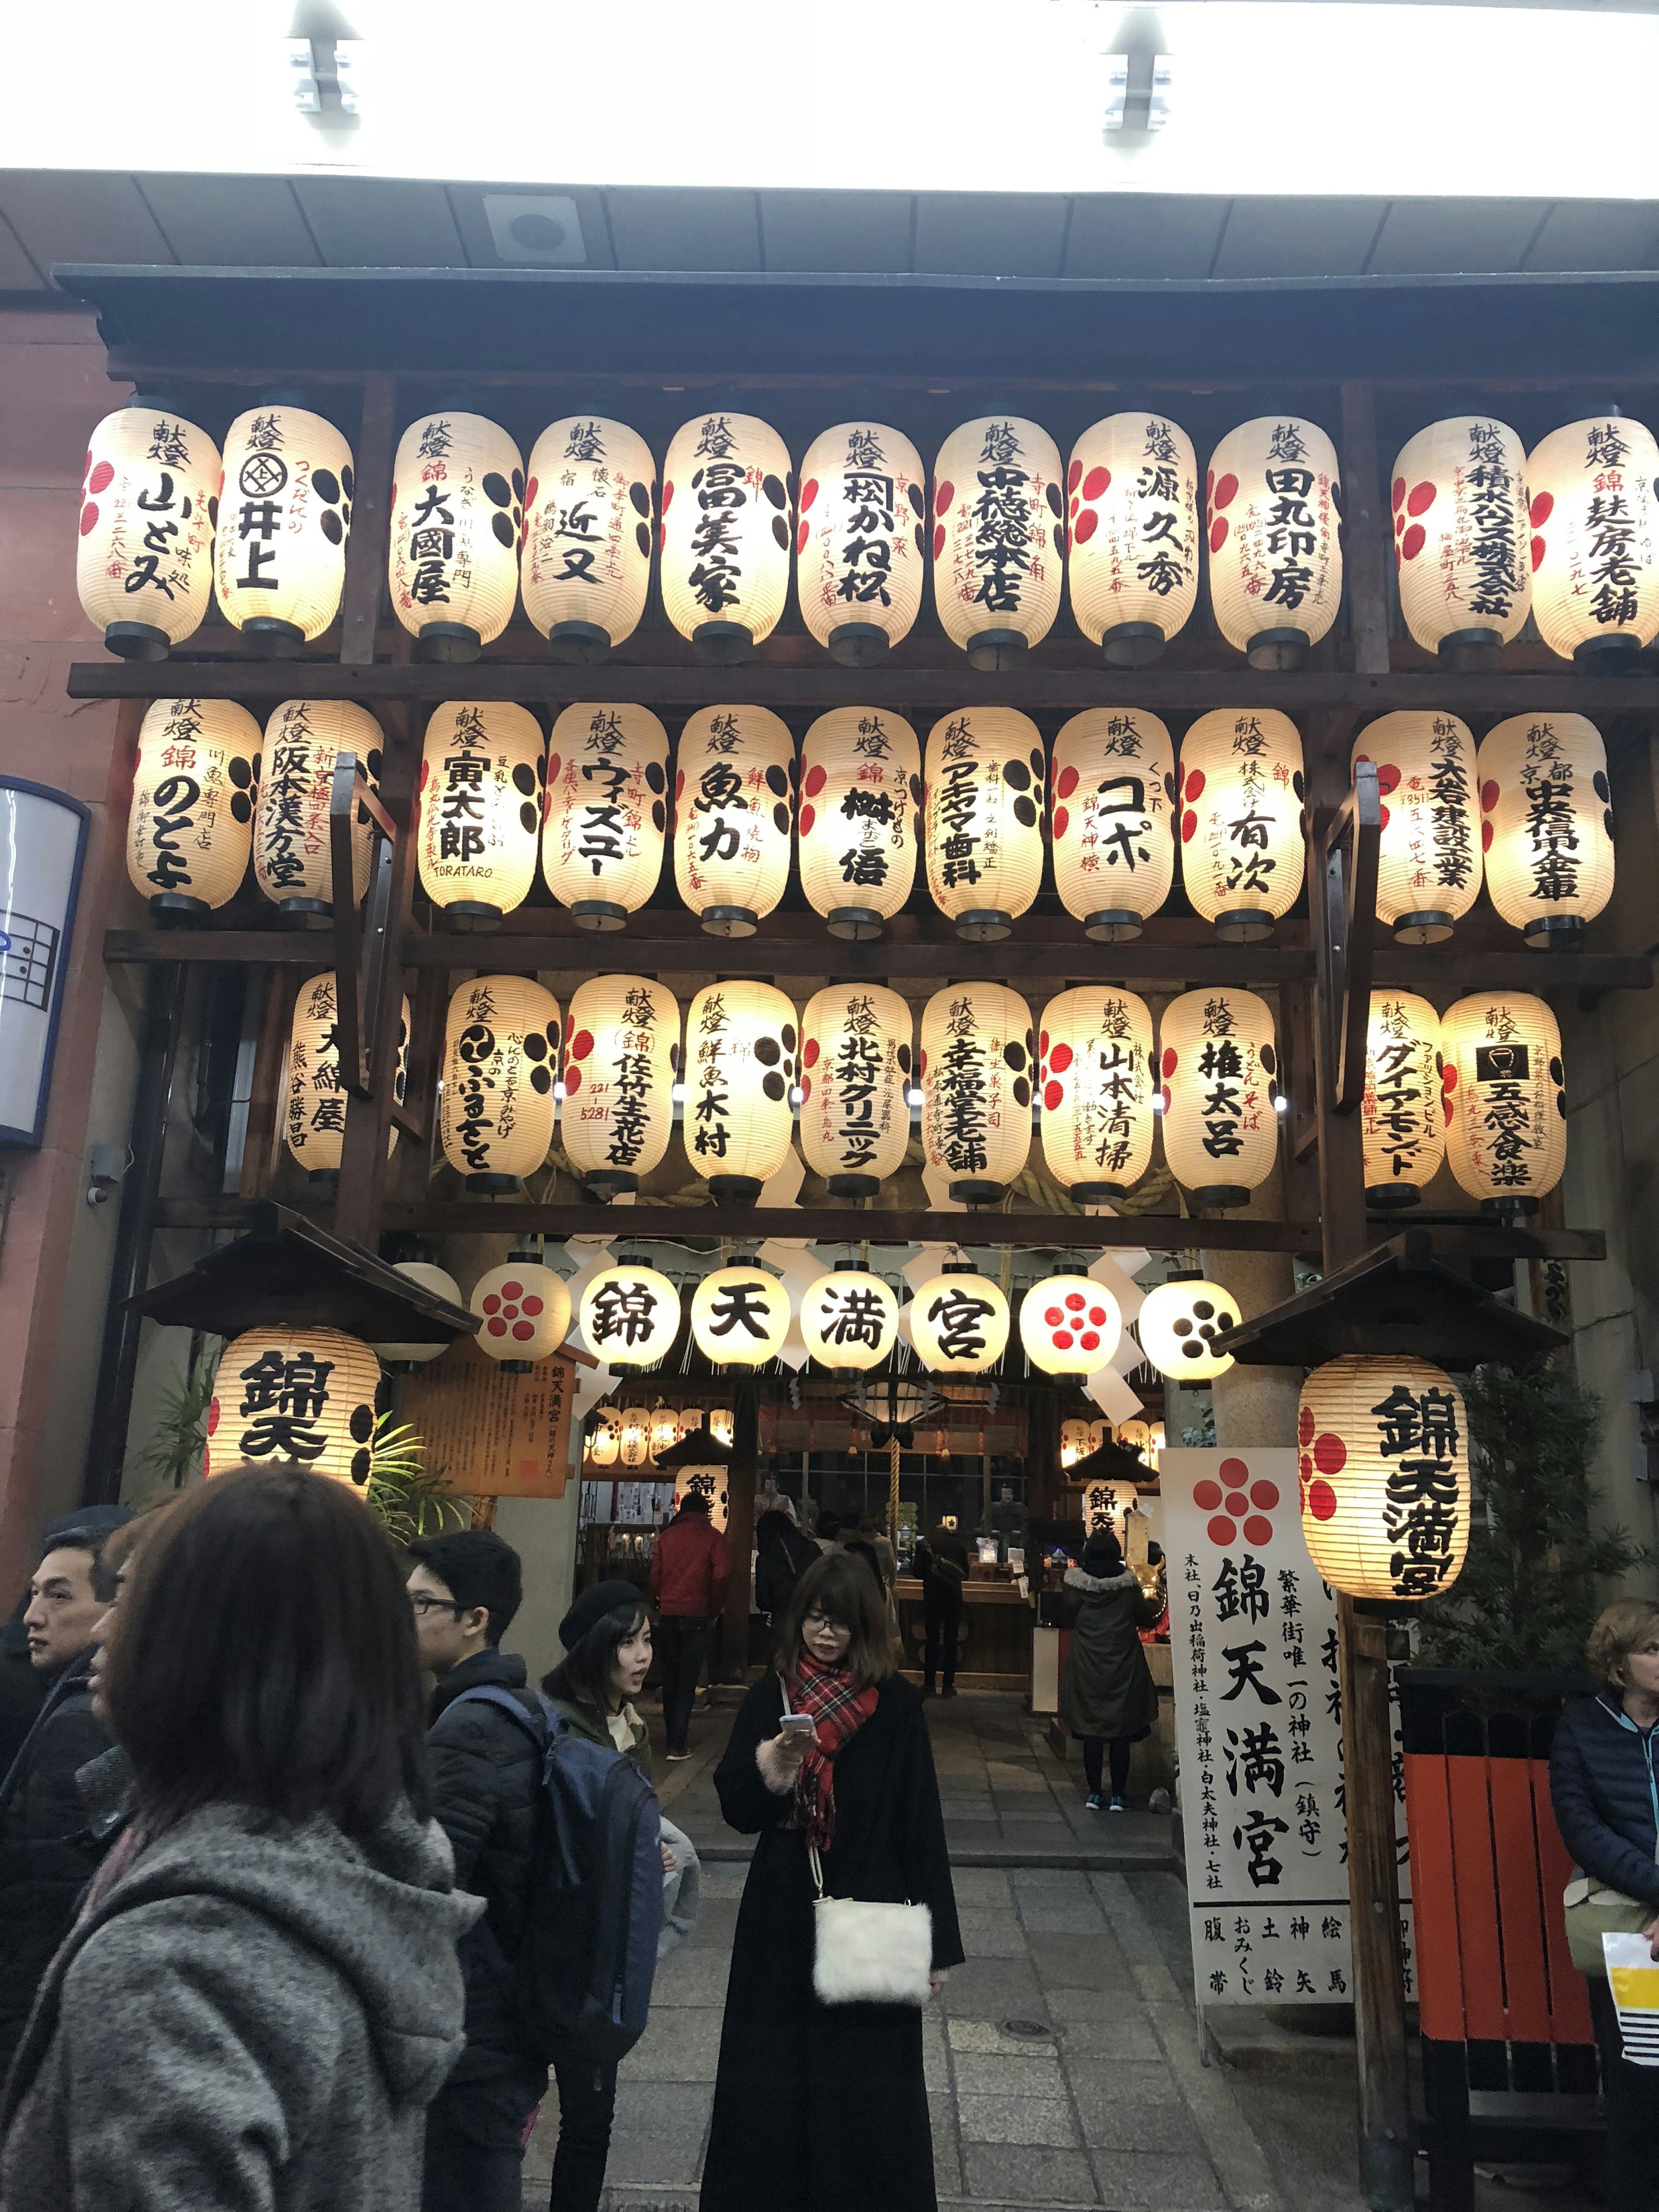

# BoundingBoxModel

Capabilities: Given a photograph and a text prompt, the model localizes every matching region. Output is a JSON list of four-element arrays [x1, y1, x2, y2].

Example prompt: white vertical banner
[[1163, 1448, 1413, 2010]]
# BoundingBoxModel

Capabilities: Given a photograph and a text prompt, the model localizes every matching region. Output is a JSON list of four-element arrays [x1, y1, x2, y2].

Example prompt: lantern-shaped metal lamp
[[1362, 992, 1445, 1211], [1021, 1272, 1123, 1377], [1477, 713, 1616, 950], [933, 416, 1064, 671], [1039, 986, 1156, 1205], [542, 702, 668, 932], [522, 416, 655, 662], [1159, 987, 1280, 1211], [1050, 709, 1175, 944], [587, 1407, 623, 1466], [683, 980, 798, 1202], [254, 700, 383, 926], [690, 1265, 791, 1367], [1135, 1274, 1239, 1381], [215, 397, 353, 653], [127, 697, 260, 919], [78, 397, 219, 659], [1206, 416, 1342, 670], [471, 1259, 572, 1373], [560, 974, 680, 1198], [1441, 991, 1566, 1216], [797, 707, 920, 942], [207, 1325, 381, 1486], [799, 1264, 899, 1375], [1066, 413, 1199, 667], [1353, 713, 1481, 944], [389, 409, 522, 661], [1392, 416, 1531, 667], [438, 975, 560, 1191], [371, 1262, 464, 1372], [919, 982, 1034, 1205], [660, 412, 793, 664], [418, 701, 543, 930], [923, 706, 1045, 942], [1298, 1356, 1469, 1601], [283, 971, 407, 1178], [799, 983, 912, 1198], [580, 1263, 682, 1370], [674, 705, 794, 936], [797, 422, 926, 666], [909, 1266, 1011, 1375], [1528, 416, 1659, 664], [1178, 710, 1306, 943]]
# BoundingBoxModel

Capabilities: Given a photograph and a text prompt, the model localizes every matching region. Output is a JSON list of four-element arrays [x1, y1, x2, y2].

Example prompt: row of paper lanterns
[[129, 694, 1616, 952], [81, 396, 1659, 672]]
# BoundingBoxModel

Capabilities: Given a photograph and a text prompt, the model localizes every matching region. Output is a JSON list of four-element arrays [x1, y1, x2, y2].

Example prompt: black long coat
[[1057, 1566, 1162, 1742], [700, 1673, 963, 2212]]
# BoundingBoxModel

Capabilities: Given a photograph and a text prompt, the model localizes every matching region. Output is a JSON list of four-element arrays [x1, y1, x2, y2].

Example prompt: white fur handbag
[[808, 1841, 934, 2006]]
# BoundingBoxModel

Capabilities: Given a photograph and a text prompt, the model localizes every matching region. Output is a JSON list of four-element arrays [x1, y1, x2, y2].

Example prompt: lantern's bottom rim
[[826, 906, 885, 942], [1366, 1185, 1423, 1210], [692, 620, 757, 665], [583, 1170, 639, 1197], [104, 620, 171, 662], [1069, 1181, 1129, 1204], [1524, 914, 1586, 950], [950, 1179, 1007, 1206], [241, 618, 306, 658], [1438, 627, 1503, 670], [700, 905, 758, 938], [149, 893, 209, 925], [1573, 632, 1643, 664], [545, 620, 612, 665], [826, 1173, 880, 1199], [442, 900, 503, 933], [275, 897, 332, 930], [1191, 1184, 1250, 1212], [706, 1174, 763, 1204], [465, 1173, 521, 1194], [1481, 1195, 1540, 1217], [965, 628, 1029, 673], [1082, 909, 1143, 944], [1101, 622, 1166, 669], [1246, 626, 1309, 671], [1393, 911, 1454, 944], [570, 899, 629, 931], [307, 1168, 340, 1189], [416, 622, 483, 664], [828, 622, 890, 668], [1213, 909, 1275, 944], [954, 908, 1014, 942]]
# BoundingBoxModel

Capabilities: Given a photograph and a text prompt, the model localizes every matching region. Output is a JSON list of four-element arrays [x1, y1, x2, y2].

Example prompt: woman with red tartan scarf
[[700, 1552, 962, 2212]]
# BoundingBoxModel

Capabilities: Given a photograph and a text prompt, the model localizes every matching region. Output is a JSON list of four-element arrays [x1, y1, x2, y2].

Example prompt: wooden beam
[[1339, 383, 1392, 678], [339, 372, 395, 664]]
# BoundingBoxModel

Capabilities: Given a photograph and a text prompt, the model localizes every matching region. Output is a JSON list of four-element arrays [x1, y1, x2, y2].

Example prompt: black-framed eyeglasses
[[410, 1594, 466, 1619]]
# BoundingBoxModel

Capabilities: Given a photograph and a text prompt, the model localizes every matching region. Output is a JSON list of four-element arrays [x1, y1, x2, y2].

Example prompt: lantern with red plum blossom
[[797, 422, 926, 665], [1039, 986, 1156, 1204], [1527, 416, 1659, 663], [560, 975, 679, 1198], [1298, 1357, 1469, 1601], [471, 1261, 572, 1372], [1205, 416, 1342, 670], [1392, 416, 1531, 666], [1159, 987, 1279, 1211], [799, 984, 912, 1198], [1362, 992, 1445, 1210], [127, 698, 260, 918], [1066, 413, 1199, 666], [919, 983, 1034, 1205], [1353, 713, 1481, 944], [673, 706, 795, 937], [796, 708, 919, 941], [79, 398, 219, 658], [1050, 709, 1176, 943], [932, 417, 1065, 671], [1177, 710, 1306, 942]]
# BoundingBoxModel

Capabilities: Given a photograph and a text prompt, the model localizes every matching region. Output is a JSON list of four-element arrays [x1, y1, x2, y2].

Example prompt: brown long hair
[[774, 1551, 894, 1693]]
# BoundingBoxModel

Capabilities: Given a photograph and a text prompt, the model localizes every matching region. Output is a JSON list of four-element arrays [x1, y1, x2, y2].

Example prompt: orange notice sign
[[401, 1335, 576, 1499]]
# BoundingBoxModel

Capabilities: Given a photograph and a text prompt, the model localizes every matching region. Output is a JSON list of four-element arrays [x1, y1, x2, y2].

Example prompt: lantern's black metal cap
[[547, 621, 612, 665]]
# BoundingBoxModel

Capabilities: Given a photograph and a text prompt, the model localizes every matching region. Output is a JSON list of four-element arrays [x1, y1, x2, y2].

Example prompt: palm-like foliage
[[362, 1416, 465, 1546], [129, 1341, 220, 1492]]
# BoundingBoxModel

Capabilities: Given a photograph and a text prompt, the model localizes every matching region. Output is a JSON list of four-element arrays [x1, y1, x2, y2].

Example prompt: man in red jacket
[[649, 1492, 729, 1761]]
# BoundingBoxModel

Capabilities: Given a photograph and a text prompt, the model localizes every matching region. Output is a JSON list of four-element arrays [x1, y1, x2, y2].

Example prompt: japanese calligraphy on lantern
[[1300, 1360, 1469, 1602], [418, 701, 542, 918], [1440, 992, 1567, 1211], [797, 708, 920, 933], [522, 415, 655, 656], [1178, 710, 1306, 936], [1528, 416, 1659, 661], [1477, 714, 1616, 944], [1362, 993, 1445, 1208], [799, 1268, 899, 1372], [437, 974, 560, 1188], [797, 422, 926, 662], [215, 402, 353, 645], [127, 697, 260, 915], [1354, 713, 1480, 943], [389, 410, 523, 653], [1038, 986, 1156, 1204], [918, 982, 1034, 1201], [254, 700, 382, 916], [660, 412, 792, 654], [1066, 413, 1199, 662], [683, 980, 798, 1198], [933, 416, 1064, 664], [578, 1264, 682, 1368], [690, 1266, 792, 1367], [1050, 709, 1176, 941], [799, 983, 912, 1195], [541, 702, 668, 926], [923, 706, 1045, 935], [909, 1270, 1010, 1374], [1393, 416, 1531, 657], [561, 975, 679, 1195], [207, 1325, 382, 1488], [78, 402, 220, 654], [1206, 418, 1342, 665], [1159, 987, 1279, 1206], [673, 705, 794, 931], [284, 972, 406, 1171]]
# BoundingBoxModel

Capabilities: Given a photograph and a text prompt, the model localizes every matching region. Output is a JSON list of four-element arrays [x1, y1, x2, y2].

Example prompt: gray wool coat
[[0, 1798, 481, 2212], [1057, 1565, 1163, 1742]]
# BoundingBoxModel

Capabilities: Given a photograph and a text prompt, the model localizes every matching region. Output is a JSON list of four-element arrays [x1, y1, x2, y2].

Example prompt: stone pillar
[[1201, 1160, 1301, 1450]]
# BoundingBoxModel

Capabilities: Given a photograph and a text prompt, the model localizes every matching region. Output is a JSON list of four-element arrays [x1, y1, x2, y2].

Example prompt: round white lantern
[[673, 705, 794, 937], [660, 411, 793, 664], [207, 1324, 381, 1487], [127, 698, 260, 918], [1352, 713, 1481, 944], [923, 706, 1045, 942], [797, 708, 920, 941], [797, 422, 926, 665], [798, 1266, 899, 1374], [1050, 709, 1176, 944], [370, 1262, 464, 1372], [438, 975, 560, 1191], [254, 699, 383, 925], [1363, 992, 1445, 1211], [542, 702, 669, 931], [522, 416, 655, 662], [932, 416, 1065, 670], [283, 971, 407, 1176], [389, 409, 522, 661], [1178, 709, 1306, 942], [1441, 992, 1566, 1216], [1066, 413, 1199, 666], [78, 398, 219, 658], [418, 701, 543, 929], [1392, 416, 1531, 665], [1206, 416, 1343, 669], [1135, 1275, 1239, 1381], [1299, 1356, 1469, 1601], [799, 983, 912, 1198], [561, 974, 680, 1198], [1528, 416, 1659, 664], [909, 1268, 1011, 1375], [580, 1264, 682, 1369], [918, 983, 1035, 1205], [690, 1266, 791, 1367], [471, 1259, 572, 1372], [1477, 713, 1616, 950], [1039, 986, 1156, 1204], [587, 1407, 622, 1465], [683, 980, 798, 1203], [215, 398, 353, 652], [1159, 987, 1280, 1211], [1020, 1273, 1122, 1377]]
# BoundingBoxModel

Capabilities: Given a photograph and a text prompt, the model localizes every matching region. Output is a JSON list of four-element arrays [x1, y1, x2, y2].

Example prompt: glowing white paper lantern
[[1066, 413, 1199, 666], [918, 983, 1034, 1204], [1392, 416, 1531, 664], [690, 1266, 792, 1367], [215, 398, 353, 652], [1441, 992, 1566, 1215], [78, 398, 219, 658], [127, 698, 260, 918], [683, 980, 798, 1202], [472, 1260, 572, 1371], [1477, 714, 1616, 950], [1060, 1417, 1092, 1468], [798, 1266, 899, 1374], [283, 971, 407, 1176], [580, 1264, 682, 1369], [1021, 1273, 1122, 1377], [923, 706, 1045, 941], [619, 1404, 652, 1468], [542, 702, 669, 931], [660, 412, 793, 663], [796, 708, 920, 941], [371, 1262, 464, 1371], [1206, 416, 1342, 669], [1050, 709, 1176, 943], [1178, 709, 1306, 942], [207, 1325, 381, 1487], [1299, 1356, 1469, 1601], [1159, 987, 1279, 1210], [1353, 713, 1481, 944], [797, 422, 926, 665], [1363, 992, 1445, 1210], [522, 415, 655, 661], [561, 974, 680, 1197], [799, 983, 912, 1198], [389, 410, 522, 661], [1039, 986, 1156, 1203], [587, 1407, 622, 1465], [932, 416, 1065, 670], [909, 1268, 1010, 1375], [438, 975, 560, 1190], [673, 705, 794, 936], [418, 701, 543, 928], [1135, 1275, 1239, 1381], [1528, 416, 1659, 663], [254, 700, 382, 925]]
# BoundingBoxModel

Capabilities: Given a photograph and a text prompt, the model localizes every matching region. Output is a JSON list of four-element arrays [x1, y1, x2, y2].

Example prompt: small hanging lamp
[[1177, 710, 1306, 943], [673, 705, 795, 938], [796, 707, 920, 943], [1391, 416, 1531, 667], [1353, 713, 1481, 945], [1205, 416, 1343, 670], [923, 706, 1045, 942], [918, 983, 1035, 1205], [1477, 713, 1616, 951], [1050, 709, 1176, 944], [560, 974, 680, 1198]]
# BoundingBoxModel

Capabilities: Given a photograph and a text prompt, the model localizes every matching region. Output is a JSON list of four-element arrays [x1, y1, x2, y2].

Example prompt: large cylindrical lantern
[[1178, 709, 1306, 943], [1135, 1275, 1239, 1381], [521, 416, 655, 662], [909, 1267, 1010, 1375], [1353, 713, 1481, 944], [799, 983, 912, 1198], [472, 1260, 572, 1372], [1050, 709, 1176, 944], [283, 971, 407, 1176], [1298, 1357, 1469, 1602], [1039, 986, 1156, 1204], [371, 1262, 464, 1372], [918, 983, 1034, 1204], [1159, 987, 1279, 1211], [1362, 992, 1445, 1211], [418, 701, 543, 929], [690, 1266, 791, 1367], [388, 409, 522, 661], [1066, 413, 1199, 667], [683, 980, 798, 1202], [1206, 416, 1342, 670], [660, 412, 792, 664], [1441, 992, 1567, 1215], [127, 698, 260, 918], [673, 705, 794, 936], [1392, 416, 1531, 665], [1528, 416, 1659, 664], [78, 398, 220, 659], [797, 422, 926, 666], [932, 416, 1064, 671], [560, 974, 680, 1197], [215, 399, 353, 652], [207, 1325, 381, 1487], [798, 1265, 899, 1374], [1477, 713, 1616, 950], [796, 708, 920, 941], [541, 702, 668, 931], [923, 706, 1045, 941], [254, 700, 383, 925], [580, 1264, 682, 1369], [1020, 1273, 1122, 1377], [438, 975, 560, 1191]]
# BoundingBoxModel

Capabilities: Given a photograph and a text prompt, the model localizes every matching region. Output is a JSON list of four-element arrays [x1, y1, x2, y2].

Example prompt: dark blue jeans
[[422, 2063, 545, 2212]]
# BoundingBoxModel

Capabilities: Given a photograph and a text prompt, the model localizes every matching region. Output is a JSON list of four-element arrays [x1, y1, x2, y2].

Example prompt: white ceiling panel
[[759, 192, 911, 274], [914, 193, 1069, 278], [1214, 197, 1390, 279], [605, 189, 761, 272], [289, 177, 467, 268], [1526, 199, 1659, 271], [1368, 198, 1551, 275], [0, 172, 175, 274], [0, 215, 45, 289], [1064, 194, 1230, 279], [136, 174, 320, 267]]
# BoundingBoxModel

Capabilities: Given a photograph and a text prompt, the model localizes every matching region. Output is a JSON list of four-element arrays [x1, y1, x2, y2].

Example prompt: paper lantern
[[932, 416, 1065, 670], [796, 422, 926, 665], [207, 1325, 381, 1486], [649, 1405, 681, 1463], [1363, 992, 1445, 1210], [690, 1266, 791, 1367], [798, 1266, 899, 1374], [1441, 992, 1566, 1215], [674, 1461, 730, 1532], [1082, 1481, 1137, 1540], [560, 974, 680, 1196], [127, 698, 260, 918], [522, 416, 655, 661], [909, 1268, 1010, 1375], [708, 1405, 734, 1448], [580, 1264, 682, 1369], [1392, 416, 1531, 664], [418, 701, 543, 928], [1060, 1417, 1091, 1468], [619, 1404, 652, 1465], [471, 1260, 572, 1371], [1118, 1419, 1160, 1469], [370, 1262, 463, 1371], [799, 984, 912, 1198], [283, 971, 408, 1176], [1178, 710, 1306, 942], [1298, 1356, 1469, 1601], [1050, 709, 1175, 944], [684, 980, 798, 1202], [918, 983, 1035, 1204], [587, 1407, 622, 1465], [78, 398, 219, 658], [438, 975, 560, 1190], [1087, 1419, 1111, 1455], [1159, 986, 1279, 1210], [1066, 413, 1199, 666], [254, 700, 383, 925], [1353, 713, 1481, 944], [673, 706, 794, 936], [796, 708, 920, 941], [1477, 714, 1616, 949], [1135, 1275, 1239, 1381], [1528, 416, 1659, 663], [215, 399, 353, 651], [1206, 416, 1342, 669], [1021, 1274, 1122, 1377], [660, 412, 792, 662], [1039, 986, 1156, 1204], [542, 702, 669, 931], [923, 707, 1045, 941], [389, 410, 522, 661]]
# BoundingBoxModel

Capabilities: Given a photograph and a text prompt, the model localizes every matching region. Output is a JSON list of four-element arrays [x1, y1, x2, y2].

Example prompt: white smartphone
[[779, 1714, 817, 1739]]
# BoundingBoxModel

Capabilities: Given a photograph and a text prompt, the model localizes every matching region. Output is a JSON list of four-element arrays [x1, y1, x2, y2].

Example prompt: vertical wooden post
[[721, 1380, 758, 1682], [1340, 381, 1392, 678], [340, 372, 396, 667]]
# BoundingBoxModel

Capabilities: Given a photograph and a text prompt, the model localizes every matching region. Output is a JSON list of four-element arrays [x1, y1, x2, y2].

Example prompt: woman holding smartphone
[[699, 1553, 961, 2212]]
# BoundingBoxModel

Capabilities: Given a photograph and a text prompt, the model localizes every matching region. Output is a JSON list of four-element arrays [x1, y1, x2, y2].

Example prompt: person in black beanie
[[1057, 1530, 1162, 1811]]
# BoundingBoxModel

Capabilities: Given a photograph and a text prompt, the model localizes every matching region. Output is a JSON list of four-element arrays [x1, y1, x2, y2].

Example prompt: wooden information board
[[402, 1336, 576, 1500]]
